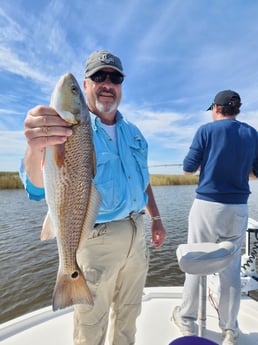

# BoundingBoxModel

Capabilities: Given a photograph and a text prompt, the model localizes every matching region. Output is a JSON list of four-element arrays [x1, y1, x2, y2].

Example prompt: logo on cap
[[98, 53, 115, 65]]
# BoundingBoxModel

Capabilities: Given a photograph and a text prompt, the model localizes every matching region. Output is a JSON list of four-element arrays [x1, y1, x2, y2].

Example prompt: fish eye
[[71, 85, 78, 94]]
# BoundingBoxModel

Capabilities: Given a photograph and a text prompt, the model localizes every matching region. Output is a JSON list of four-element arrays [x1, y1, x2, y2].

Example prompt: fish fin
[[41, 148, 46, 170], [55, 109, 77, 124], [78, 182, 102, 248], [52, 269, 93, 311], [41, 212, 56, 240], [54, 143, 65, 168], [92, 147, 97, 177], [86, 182, 102, 229]]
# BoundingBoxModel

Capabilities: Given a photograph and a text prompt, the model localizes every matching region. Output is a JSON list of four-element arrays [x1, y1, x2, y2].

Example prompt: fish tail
[[52, 270, 93, 311]]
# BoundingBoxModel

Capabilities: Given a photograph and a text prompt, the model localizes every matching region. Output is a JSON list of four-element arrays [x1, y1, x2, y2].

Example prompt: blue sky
[[1, 0, 258, 173]]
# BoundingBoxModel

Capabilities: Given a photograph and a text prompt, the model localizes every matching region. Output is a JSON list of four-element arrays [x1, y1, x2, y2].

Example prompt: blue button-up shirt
[[20, 111, 150, 223]]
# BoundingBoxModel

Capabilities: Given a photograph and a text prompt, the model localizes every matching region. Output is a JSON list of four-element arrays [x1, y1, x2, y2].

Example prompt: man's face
[[84, 68, 122, 116]]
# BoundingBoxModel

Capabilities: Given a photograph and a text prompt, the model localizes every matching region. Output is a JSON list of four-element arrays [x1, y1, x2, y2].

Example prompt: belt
[[94, 210, 145, 228], [125, 210, 145, 220]]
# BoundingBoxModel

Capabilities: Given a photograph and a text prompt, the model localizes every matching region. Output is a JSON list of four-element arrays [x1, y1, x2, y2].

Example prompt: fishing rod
[[148, 164, 183, 167]]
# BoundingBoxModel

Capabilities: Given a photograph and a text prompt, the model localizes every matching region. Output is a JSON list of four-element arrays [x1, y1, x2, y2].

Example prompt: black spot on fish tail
[[52, 270, 93, 311], [71, 271, 79, 279]]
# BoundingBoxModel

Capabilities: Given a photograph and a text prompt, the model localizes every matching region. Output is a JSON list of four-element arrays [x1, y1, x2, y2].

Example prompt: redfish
[[41, 73, 101, 311]]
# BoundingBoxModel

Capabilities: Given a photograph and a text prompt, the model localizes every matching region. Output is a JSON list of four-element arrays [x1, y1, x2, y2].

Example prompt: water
[[1, 183, 258, 324]]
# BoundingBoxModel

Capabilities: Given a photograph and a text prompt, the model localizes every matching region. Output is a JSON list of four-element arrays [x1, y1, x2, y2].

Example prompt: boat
[[1, 219, 258, 345]]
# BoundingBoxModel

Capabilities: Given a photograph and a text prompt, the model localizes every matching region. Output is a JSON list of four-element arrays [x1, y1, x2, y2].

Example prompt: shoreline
[[0, 171, 199, 189], [1, 171, 257, 189]]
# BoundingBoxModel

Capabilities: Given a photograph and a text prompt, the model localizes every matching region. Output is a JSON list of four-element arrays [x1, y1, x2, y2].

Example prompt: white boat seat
[[176, 241, 237, 275], [176, 241, 238, 337]]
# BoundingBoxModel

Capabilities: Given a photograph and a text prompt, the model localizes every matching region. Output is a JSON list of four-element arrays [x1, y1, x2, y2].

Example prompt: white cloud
[[0, 130, 26, 171], [0, 130, 26, 152], [0, 7, 25, 42], [0, 46, 56, 85], [0, 0, 258, 173]]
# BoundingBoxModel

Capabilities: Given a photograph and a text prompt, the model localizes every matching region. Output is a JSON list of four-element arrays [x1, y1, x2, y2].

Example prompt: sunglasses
[[90, 70, 124, 84]]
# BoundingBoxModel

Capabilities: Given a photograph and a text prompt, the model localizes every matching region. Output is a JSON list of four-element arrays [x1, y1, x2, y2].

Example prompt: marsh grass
[[150, 174, 198, 186], [0, 172, 198, 189], [0, 171, 256, 189], [0, 172, 24, 189]]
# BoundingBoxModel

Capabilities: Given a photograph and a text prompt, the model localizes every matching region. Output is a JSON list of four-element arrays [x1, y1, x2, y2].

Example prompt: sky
[[1, 0, 258, 174]]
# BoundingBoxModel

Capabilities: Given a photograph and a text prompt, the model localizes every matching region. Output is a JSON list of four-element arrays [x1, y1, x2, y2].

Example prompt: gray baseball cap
[[85, 50, 125, 78]]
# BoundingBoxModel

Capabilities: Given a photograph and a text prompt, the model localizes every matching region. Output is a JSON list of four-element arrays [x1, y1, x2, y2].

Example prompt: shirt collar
[[90, 110, 123, 131]]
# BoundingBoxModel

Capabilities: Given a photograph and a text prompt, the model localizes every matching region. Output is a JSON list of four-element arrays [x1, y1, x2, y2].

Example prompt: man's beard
[[96, 87, 118, 113], [96, 99, 118, 113]]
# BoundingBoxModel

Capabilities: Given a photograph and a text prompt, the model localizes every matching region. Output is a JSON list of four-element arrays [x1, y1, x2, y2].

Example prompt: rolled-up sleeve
[[19, 159, 45, 201]]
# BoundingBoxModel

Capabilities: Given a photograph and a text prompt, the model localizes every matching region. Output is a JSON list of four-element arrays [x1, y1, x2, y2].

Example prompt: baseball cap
[[207, 90, 241, 111], [85, 50, 125, 78]]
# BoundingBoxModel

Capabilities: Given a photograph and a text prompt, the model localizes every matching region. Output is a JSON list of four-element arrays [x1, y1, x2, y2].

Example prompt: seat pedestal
[[176, 241, 237, 336]]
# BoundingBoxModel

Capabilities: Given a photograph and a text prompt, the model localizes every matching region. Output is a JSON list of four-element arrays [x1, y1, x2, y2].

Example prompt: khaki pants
[[74, 213, 149, 345]]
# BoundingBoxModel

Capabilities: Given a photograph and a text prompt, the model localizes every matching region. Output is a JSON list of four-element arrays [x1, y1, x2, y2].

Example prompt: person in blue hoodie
[[172, 90, 258, 345]]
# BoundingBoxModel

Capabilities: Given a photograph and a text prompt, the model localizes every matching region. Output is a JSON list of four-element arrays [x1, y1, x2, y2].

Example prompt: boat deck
[[1, 287, 258, 345]]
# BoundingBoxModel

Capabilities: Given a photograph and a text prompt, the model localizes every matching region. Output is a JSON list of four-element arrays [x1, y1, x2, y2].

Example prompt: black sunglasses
[[90, 70, 124, 84]]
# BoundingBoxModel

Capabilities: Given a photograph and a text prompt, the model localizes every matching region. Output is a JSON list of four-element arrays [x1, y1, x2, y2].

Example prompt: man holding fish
[[20, 50, 166, 345]]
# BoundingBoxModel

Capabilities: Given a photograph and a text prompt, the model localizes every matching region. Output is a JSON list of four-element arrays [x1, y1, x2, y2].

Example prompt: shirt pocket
[[129, 143, 149, 190], [93, 153, 125, 210]]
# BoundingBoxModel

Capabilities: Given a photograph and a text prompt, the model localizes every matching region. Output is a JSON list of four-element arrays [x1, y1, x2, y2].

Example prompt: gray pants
[[74, 213, 149, 345], [180, 199, 248, 332]]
